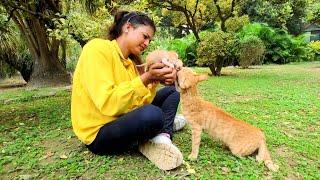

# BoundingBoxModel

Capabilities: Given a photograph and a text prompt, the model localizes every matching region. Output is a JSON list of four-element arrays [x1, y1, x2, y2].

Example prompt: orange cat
[[176, 67, 279, 172]]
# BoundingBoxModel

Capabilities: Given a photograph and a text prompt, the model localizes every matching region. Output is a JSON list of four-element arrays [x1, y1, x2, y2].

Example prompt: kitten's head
[[145, 50, 183, 69], [176, 67, 208, 92]]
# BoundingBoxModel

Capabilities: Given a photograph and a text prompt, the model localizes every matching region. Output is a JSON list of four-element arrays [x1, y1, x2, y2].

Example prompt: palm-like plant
[[0, 26, 17, 79], [0, 15, 33, 81]]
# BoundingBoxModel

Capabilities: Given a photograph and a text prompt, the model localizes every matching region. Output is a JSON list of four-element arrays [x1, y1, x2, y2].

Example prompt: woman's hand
[[161, 68, 177, 85], [140, 62, 173, 86]]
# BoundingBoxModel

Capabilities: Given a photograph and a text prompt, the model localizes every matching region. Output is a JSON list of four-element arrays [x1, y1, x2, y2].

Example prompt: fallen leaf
[[187, 168, 196, 174], [85, 160, 90, 164], [41, 151, 54, 160], [183, 161, 196, 174], [60, 154, 68, 159], [83, 151, 90, 154], [19, 174, 32, 180], [221, 167, 230, 174]]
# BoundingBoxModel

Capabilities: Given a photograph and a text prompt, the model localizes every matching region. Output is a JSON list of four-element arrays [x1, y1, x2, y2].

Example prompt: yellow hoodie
[[71, 39, 157, 145]]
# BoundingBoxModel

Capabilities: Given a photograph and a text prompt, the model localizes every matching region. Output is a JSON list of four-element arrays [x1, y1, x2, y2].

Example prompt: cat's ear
[[197, 74, 208, 82], [178, 76, 192, 89], [178, 73, 195, 89]]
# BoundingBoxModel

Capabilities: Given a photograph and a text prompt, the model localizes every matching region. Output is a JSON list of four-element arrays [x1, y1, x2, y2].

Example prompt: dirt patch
[[0, 75, 27, 90], [0, 111, 39, 129], [284, 172, 303, 180], [39, 136, 85, 165], [275, 145, 298, 168]]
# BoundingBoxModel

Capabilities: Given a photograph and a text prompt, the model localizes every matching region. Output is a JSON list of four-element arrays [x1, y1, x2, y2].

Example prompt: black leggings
[[86, 86, 180, 155]]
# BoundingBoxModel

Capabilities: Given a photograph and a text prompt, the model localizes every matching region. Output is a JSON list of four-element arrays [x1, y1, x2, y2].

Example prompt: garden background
[[0, 0, 319, 179]]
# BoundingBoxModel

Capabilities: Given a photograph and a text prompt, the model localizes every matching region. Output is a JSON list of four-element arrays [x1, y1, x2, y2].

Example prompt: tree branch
[[213, 0, 224, 20], [192, 0, 199, 18], [11, 11, 38, 57], [227, 0, 237, 19]]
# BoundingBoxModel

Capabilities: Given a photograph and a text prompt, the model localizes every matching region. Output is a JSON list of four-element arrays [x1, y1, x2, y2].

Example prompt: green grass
[[1, 62, 319, 179]]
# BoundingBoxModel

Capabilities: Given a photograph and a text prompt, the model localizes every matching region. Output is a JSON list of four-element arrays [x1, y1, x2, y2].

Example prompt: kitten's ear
[[197, 74, 208, 82]]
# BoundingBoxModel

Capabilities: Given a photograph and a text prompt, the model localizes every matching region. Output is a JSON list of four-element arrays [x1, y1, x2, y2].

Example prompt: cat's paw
[[265, 161, 279, 172], [268, 163, 279, 172], [188, 154, 198, 161]]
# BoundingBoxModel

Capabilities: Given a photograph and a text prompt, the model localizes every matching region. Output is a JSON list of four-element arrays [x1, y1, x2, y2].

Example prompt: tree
[[212, 0, 246, 32], [306, 0, 320, 24], [243, 0, 308, 35], [286, 0, 307, 35], [0, 0, 71, 87], [148, 0, 215, 42], [199, 0, 248, 75], [197, 31, 234, 76], [236, 35, 265, 68]]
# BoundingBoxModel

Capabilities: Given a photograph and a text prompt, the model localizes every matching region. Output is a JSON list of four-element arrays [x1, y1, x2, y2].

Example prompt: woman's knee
[[164, 86, 180, 100], [140, 105, 164, 129]]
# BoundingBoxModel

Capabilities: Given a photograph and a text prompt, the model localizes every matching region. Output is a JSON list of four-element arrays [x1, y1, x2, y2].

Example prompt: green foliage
[[235, 35, 266, 68], [306, 0, 320, 24], [0, 10, 32, 80], [225, 15, 250, 33], [308, 41, 320, 60], [243, 0, 307, 35], [197, 31, 234, 66], [0, 61, 15, 79], [308, 41, 320, 54], [48, 3, 112, 42], [237, 23, 313, 64], [184, 41, 198, 67], [66, 40, 82, 72]]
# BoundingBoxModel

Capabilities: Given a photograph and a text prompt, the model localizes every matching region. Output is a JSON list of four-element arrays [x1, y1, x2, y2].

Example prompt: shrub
[[197, 31, 234, 75], [66, 40, 82, 72], [237, 23, 312, 64], [236, 35, 266, 68], [308, 41, 320, 61], [184, 41, 198, 67], [225, 15, 250, 33], [0, 61, 15, 79]]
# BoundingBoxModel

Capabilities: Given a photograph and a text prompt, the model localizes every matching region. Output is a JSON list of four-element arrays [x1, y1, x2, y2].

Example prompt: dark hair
[[108, 11, 156, 74]]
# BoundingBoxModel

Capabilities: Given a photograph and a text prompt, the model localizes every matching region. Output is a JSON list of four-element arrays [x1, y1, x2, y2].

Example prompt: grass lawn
[[0, 62, 319, 179]]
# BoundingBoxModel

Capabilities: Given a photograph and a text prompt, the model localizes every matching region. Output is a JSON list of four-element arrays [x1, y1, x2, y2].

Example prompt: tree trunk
[[11, 10, 71, 87], [208, 56, 224, 76], [182, 9, 200, 42], [215, 56, 224, 76], [28, 52, 70, 87], [60, 40, 67, 68], [221, 19, 227, 32], [208, 63, 217, 76]]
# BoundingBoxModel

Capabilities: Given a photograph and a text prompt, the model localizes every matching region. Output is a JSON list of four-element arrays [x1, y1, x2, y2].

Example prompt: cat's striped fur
[[176, 67, 279, 172]]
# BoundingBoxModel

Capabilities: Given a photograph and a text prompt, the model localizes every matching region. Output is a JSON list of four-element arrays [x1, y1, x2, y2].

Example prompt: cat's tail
[[256, 136, 279, 172]]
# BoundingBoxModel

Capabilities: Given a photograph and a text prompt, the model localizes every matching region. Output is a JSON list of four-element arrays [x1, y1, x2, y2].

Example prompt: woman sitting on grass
[[71, 10, 186, 170]]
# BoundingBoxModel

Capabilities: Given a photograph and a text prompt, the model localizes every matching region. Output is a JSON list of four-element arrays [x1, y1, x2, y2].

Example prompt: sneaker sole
[[139, 141, 183, 170]]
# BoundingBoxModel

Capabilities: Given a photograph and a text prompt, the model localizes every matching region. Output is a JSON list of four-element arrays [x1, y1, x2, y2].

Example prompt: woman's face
[[126, 24, 154, 56]]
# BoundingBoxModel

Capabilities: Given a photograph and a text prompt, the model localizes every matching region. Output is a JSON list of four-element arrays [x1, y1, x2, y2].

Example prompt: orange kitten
[[144, 50, 183, 71], [176, 67, 279, 172]]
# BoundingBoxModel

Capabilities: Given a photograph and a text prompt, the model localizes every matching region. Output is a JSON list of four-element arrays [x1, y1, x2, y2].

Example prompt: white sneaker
[[139, 134, 183, 170], [150, 133, 172, 144], [173, 114, 187, 132]]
